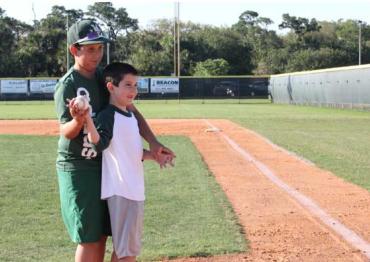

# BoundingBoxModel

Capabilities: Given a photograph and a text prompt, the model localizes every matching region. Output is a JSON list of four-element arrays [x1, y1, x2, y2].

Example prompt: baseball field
[[1, 99, 370, 261]]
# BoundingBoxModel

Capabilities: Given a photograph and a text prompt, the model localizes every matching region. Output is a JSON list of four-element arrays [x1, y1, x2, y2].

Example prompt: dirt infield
[[1, 119, 370, 261]]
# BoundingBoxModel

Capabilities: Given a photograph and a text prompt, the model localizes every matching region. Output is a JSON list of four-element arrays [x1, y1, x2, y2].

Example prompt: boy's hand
[[149, 140, 176, 162], [66, 98, 89, 123], [156, 151, 175, 169]]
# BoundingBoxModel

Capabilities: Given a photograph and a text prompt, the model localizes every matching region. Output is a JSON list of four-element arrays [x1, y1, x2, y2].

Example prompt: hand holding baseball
[[66, 96, 90, 123], [74, 95, 89, 111]]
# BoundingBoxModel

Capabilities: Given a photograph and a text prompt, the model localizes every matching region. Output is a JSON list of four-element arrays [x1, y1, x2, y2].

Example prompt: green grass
[[1, 99, 370, 190], [0, 100, 55, 119], [0, 135, 246, 262], [3, 100, 370, 259], [1, 99, 370, 191], [139, 102, 370, 192], [0, 135, 71, 261], [142, 137, 246, 260], [0, 99, 268, 119]]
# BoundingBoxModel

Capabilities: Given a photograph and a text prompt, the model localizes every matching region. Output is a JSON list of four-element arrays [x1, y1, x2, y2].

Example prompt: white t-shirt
[[93, 104, 145, 201]]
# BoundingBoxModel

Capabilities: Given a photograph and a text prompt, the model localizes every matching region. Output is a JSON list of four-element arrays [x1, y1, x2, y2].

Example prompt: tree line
[[0, 2, 369, 77]]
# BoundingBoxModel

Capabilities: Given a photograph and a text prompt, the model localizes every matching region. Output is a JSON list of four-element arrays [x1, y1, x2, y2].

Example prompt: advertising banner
[[150, 78, 179, 93], [137, 78, 149, 93], [30, 79, 57, 93], [1, 80, 28, 94]]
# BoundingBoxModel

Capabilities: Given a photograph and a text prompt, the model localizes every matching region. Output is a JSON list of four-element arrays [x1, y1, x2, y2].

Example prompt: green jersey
[[54, 67, 109, 171]]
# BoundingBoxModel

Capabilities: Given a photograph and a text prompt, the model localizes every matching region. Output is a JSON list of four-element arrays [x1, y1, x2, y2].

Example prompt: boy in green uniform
[[54, 19, 174, 262]]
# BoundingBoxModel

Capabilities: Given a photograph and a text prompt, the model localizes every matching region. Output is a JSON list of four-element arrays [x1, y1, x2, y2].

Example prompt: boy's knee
[[79, 237, 106, 250], [79, 242, 99, 250], [118, 256, 136, 262], [99, 235, 108, 244]]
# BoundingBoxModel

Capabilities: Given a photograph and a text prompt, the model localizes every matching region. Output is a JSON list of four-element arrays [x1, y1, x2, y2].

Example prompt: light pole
[[173, 2, 180, 76], [173, 2, 177, 76], [66, 14, 70, 70], [106, 23, 116, 65], [358, 20, 362, 65], [177, 2, 180, 77], [107, 22, 111, 65]]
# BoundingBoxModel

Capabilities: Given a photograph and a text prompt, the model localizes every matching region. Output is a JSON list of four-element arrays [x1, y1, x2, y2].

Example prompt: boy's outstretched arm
[[142, 149, 174, 169], [128, 104, 176, 158]]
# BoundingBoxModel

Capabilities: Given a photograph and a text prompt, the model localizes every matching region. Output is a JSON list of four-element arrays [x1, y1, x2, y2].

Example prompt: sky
[[1, 0, 369, 33]]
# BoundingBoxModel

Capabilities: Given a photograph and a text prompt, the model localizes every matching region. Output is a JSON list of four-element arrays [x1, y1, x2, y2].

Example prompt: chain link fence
[[0, 76, 269, 102]]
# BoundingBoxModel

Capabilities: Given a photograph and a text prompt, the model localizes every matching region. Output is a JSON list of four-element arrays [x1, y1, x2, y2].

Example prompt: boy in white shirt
[[85, 62, 172, 262]]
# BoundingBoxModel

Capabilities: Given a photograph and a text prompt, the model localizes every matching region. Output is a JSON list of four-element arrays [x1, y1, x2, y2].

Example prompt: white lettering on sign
[[1, 80, 28, 94], [30, 80, 57, 93], [150, 78, 179, 93]]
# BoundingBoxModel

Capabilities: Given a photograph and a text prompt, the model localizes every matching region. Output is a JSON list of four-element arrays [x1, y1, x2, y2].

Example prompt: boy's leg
[[97, 235, 108, 261], [57, 170, 111, 261], [111, 251, 135, 262], [107, 196, 144, 261], [75, 235, 107, 262]]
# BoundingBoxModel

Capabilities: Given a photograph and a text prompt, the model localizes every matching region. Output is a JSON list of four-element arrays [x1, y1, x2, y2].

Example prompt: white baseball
[[74, 95, 89, 110]]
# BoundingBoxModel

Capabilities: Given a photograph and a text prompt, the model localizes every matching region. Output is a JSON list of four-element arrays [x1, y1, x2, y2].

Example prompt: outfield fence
[[0, 76, 269, 102], [269, 64, 370, 109]]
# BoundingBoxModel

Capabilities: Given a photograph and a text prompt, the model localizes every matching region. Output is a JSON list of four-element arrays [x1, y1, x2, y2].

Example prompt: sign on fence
[[150, 78, 179, 93], [0, 80, 28, 94], [137, 78, 149, 93], [30, 80, 57, 93]]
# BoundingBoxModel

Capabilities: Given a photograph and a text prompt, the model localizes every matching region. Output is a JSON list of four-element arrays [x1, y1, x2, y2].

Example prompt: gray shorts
[[107, 195, 144, 258]]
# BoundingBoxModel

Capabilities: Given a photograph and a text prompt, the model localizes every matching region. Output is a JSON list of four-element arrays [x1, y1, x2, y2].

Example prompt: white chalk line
[[203, 119, 370, 259], [245, 128, 315, 166]]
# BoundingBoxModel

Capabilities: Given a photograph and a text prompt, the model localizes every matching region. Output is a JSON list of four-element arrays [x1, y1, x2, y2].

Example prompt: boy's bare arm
[[60, 119, 84, 139], [85, 115, 100, 144], [60, 99, 87, 139], [128, 104, 176, 158], [128, 104, 157, 144], [142, 149, 175, 169], [142, 149, 154, 161]]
